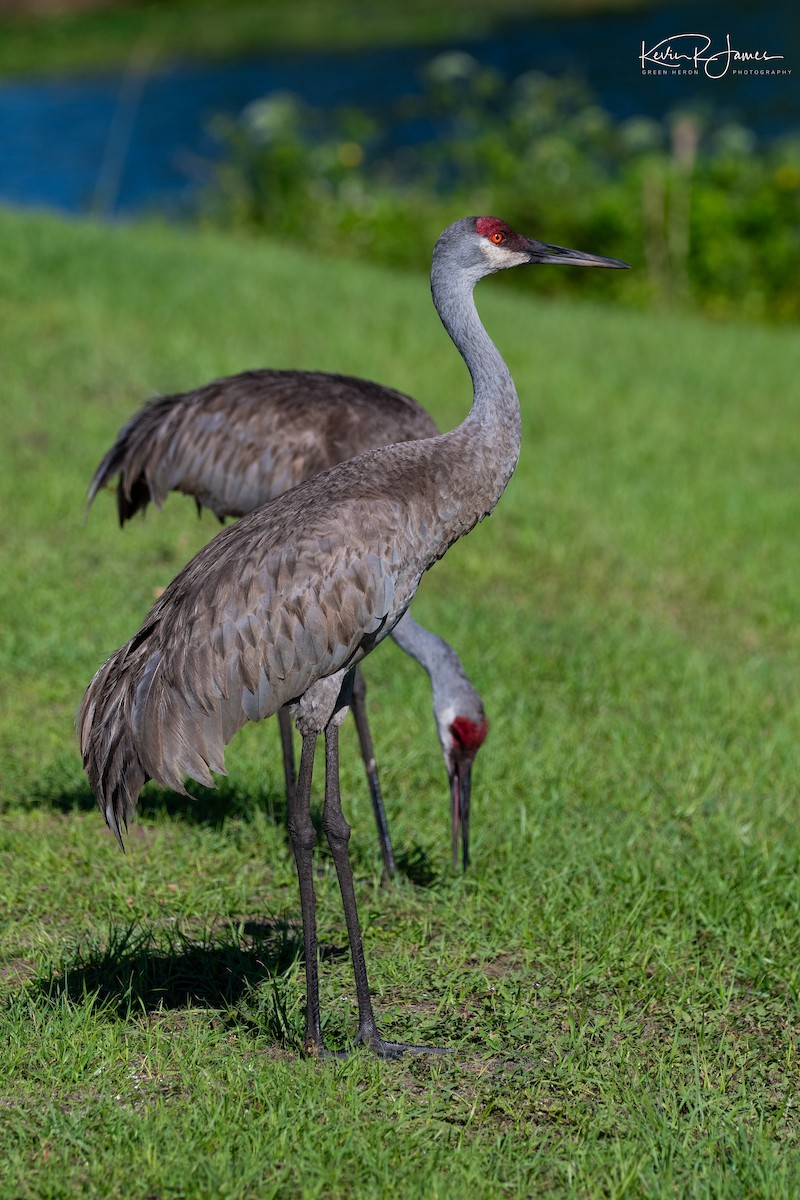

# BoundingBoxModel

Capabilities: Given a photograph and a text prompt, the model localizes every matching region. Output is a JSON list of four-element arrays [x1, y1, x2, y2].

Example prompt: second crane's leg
[[277, 706, 297, 805], [351, 667, 396, 878], [286, 731, 324, 1055], [321, 719, 449, 1058]]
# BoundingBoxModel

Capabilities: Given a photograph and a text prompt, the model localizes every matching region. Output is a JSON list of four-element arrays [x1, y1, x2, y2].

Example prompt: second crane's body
[[88, 370, 487, 873], [89, 370, 437, 523]]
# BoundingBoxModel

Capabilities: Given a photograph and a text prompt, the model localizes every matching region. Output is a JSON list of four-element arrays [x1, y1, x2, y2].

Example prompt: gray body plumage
[[87, 369, 437, 523], [80, 220, 520, 845], [80, 430, 505, 844], [79, 216, 628, 1056], [85, 364, 488, 863]]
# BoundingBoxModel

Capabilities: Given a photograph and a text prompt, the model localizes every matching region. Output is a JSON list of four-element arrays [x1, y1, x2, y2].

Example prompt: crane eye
[[491, 231, 505, 244]]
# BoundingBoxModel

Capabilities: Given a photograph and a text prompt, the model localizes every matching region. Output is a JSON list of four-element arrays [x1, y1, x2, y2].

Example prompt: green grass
[[1, 207, 800, 1197], [0, 0, 657, 78]]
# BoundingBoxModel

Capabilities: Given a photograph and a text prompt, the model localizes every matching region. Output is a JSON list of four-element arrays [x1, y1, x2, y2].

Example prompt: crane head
[[433, 216, 629, 278], [474, 217, 630, 272], [442, 712, 488, 874]]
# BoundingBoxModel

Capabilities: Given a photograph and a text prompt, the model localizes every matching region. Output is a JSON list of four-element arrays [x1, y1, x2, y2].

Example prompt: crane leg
[[321, 719, 449, 1058], [286, 730, 324, 1055], [350, 667, 396, 879], [277, 706, 297, 805]]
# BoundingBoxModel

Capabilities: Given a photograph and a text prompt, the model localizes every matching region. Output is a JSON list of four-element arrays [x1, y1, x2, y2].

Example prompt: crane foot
[[302, 1032, 453, 1060], [366, 1039, 453, 1060], [353, 1023, 453, 1059]]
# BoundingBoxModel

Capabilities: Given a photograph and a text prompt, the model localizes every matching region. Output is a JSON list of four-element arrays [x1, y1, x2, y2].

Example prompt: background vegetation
[[3, 0, 793, 324], [0, 0, 651, 77], [1, 208, 799, 1197], [205, 57, 800, 321]]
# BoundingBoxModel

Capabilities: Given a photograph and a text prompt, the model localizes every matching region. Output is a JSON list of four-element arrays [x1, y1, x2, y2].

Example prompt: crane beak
[[450, 761, 472, 873], [526, 240, 630, 270]]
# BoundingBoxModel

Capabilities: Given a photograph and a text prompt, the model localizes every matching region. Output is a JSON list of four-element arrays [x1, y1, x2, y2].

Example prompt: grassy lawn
[[1, 207, 799, 1197]]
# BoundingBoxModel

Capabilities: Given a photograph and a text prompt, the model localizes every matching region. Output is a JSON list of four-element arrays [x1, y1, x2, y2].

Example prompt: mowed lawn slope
[[1, 208, 799, 1198]]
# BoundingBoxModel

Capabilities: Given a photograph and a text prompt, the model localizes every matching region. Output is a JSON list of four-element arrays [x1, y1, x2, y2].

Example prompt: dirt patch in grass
[[0, 957, 38, 988]]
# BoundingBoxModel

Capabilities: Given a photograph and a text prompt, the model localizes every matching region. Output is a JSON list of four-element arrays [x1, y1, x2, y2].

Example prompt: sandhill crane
[[79, 217, 627, 1056], [85, 371, 487, 874]]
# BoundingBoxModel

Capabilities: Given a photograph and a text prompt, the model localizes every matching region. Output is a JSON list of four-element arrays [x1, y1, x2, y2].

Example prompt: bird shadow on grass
[[141, 784, 445, 889], [32, 769, 289, 832], [31, 770, 441, 888], [137, 778, 290, 831], [26, 920, 337, 1048], [392, 844, 439, 889]]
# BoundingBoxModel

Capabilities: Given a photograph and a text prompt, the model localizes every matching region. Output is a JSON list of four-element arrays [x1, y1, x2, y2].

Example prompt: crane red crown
[[450, 716, 489, 752], [476, 217, 512, 240]]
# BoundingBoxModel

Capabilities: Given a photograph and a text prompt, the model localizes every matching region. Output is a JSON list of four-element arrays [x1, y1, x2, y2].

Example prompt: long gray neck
[[429, 255, 522, 534], [390, 611, 483, 729]]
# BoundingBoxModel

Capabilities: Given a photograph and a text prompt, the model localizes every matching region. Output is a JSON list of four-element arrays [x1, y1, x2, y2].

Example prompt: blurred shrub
[[202, 55, 800, 320]]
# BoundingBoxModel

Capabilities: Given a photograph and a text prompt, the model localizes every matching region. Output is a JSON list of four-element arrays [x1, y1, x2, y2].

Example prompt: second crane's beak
[[450, 761, 472, 874], [526, 240, 630, 270]]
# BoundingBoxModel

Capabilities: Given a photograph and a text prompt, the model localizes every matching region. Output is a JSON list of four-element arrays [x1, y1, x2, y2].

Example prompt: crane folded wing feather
[[80, 501, 402, 841]]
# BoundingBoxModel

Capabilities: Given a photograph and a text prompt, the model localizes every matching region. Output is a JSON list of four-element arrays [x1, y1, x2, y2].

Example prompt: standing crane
[[85, 371, 487, 874], [79, 218, 627, 1056]]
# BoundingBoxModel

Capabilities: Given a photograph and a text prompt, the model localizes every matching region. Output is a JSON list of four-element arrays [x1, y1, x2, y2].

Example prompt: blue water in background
[[0, 0, 796, 218]]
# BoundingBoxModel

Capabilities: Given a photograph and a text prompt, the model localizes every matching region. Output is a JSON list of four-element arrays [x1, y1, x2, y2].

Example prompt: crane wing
[[78, 489, 407, 847], [85, 370, 437, 523]]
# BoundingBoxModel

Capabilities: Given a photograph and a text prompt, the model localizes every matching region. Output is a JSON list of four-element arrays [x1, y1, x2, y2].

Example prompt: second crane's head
[[433, 681, 488, 875], [433, 216, 629, 282]]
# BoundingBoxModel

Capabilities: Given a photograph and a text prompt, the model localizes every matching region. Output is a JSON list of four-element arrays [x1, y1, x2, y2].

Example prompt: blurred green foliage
[[0, 0, 617, 78], [203, 54, 800, 320]]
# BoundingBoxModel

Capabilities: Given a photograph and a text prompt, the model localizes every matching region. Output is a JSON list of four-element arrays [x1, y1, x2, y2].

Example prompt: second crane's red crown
[[451, 715, 489, 752]]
